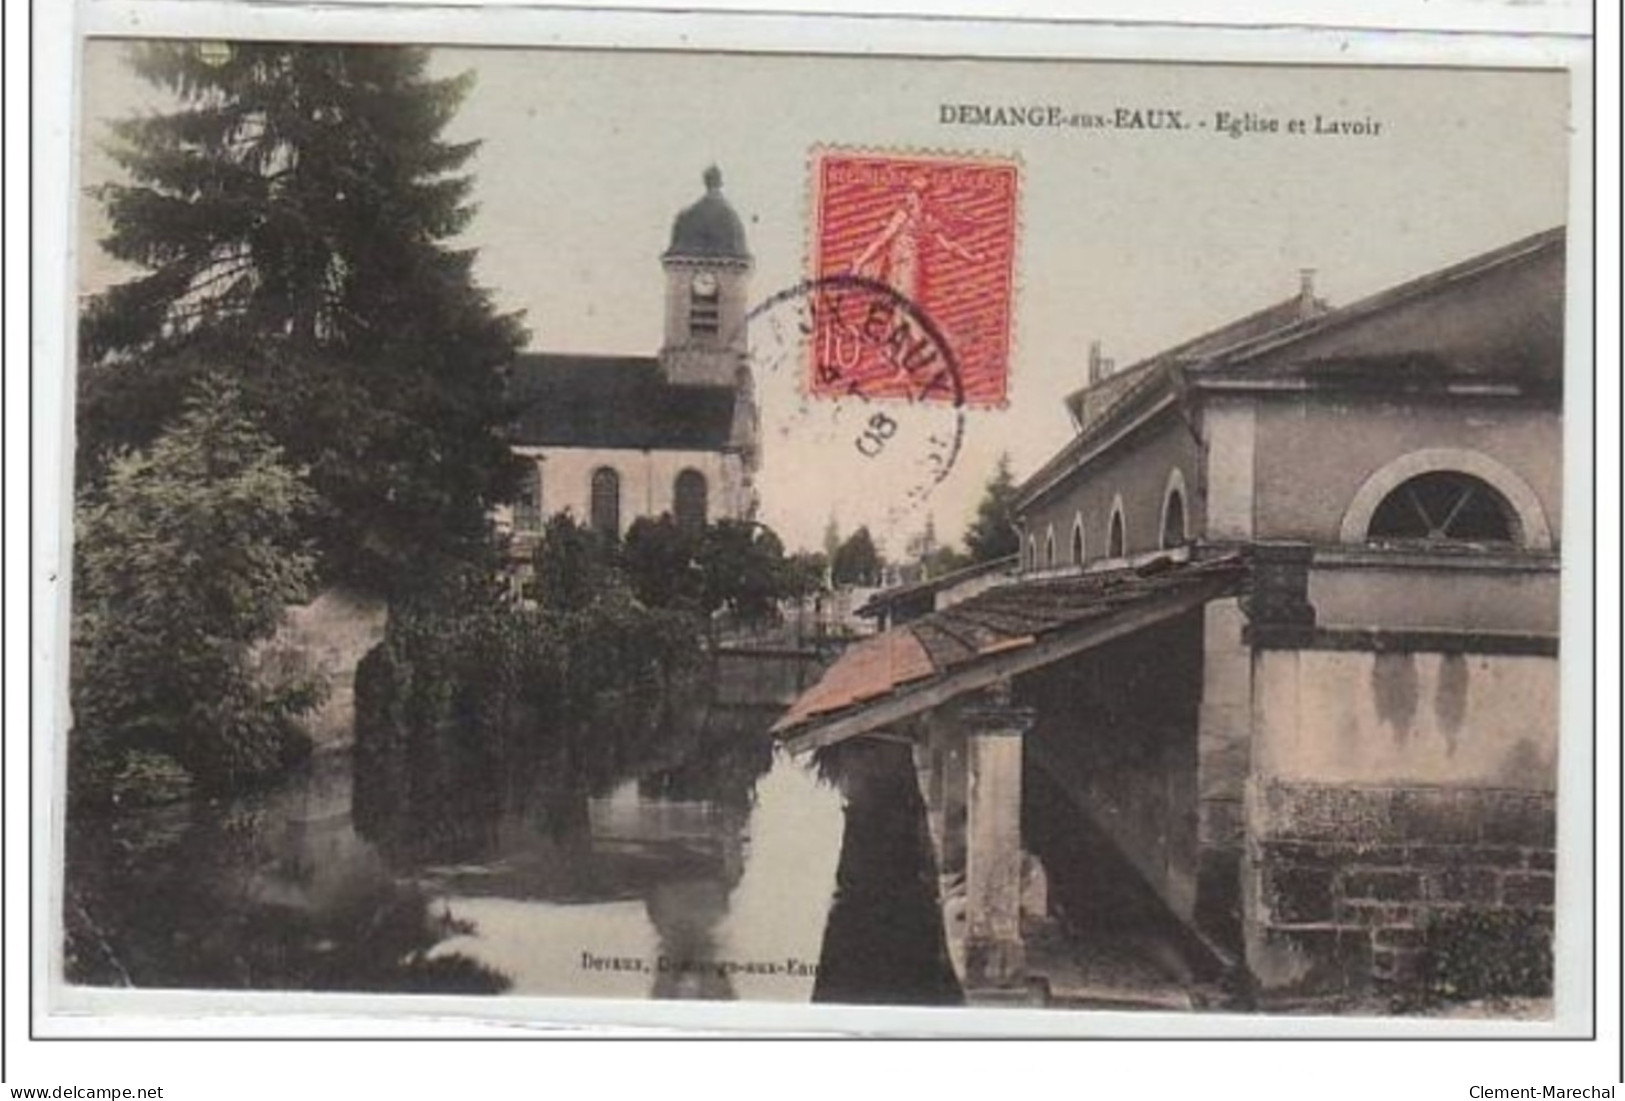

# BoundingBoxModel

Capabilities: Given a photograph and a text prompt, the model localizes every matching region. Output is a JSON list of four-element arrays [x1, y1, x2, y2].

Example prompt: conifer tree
[[831, 526, 883, 588], [80, 42, 526, 591], [963, 452, 1022, 563]]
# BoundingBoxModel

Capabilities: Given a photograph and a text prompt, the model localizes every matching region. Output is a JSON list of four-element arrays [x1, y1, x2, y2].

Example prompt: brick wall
[[1246, 780, 1555, 995]]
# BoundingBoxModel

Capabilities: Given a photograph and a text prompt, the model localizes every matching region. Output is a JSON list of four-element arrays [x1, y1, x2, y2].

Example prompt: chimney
[[1088, 340, 1116, 386], [1297, 268, 1319, 318]]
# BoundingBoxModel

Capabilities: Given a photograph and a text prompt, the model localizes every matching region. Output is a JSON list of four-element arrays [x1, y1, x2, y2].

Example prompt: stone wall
[[1251, 396, 1562, 550], [1253, 648, 1559, 792], [253, 587, 389, 748], [1246, 779, 1555, 994], [1019, 412, 1202, 569], [498, 445, 751, 538], [1239, 549, 1560, 999]]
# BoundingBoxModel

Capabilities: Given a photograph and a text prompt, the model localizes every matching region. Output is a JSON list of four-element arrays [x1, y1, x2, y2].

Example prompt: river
[[64, 700, 962, 1006]]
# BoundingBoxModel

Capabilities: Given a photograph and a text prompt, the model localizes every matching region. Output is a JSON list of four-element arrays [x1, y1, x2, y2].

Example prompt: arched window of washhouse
[[1070, 515, 1085, 566], [1045, 527, 1057, 569], [1108, 497, 1127, 559], [514, 460, 543, 534], [1161, 468, 1189, 549], [1338, 448, 1552, 551], [1027, 534, 1038, 572], [674, 468, 708, 534], [590, 466, 621, 538], [1367, 471, 1517, 546]]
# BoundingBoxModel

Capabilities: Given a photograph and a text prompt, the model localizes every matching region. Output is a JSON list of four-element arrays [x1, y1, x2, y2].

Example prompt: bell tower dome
[[660, 166, 753, 387]]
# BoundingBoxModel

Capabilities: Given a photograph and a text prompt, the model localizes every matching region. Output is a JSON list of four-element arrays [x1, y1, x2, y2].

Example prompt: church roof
[[508, 354, 739, 451], [663, 166, 751, 263]]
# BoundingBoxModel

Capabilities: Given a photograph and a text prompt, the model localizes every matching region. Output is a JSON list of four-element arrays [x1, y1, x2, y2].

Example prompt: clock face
[[691, 272, 719, 297]]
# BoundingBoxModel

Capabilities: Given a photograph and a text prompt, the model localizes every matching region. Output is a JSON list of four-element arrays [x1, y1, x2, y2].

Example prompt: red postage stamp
[[809, 150, 1019, 408]]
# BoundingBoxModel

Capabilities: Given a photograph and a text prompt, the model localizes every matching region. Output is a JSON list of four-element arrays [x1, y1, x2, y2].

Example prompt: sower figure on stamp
[[847, 174, 983, 305]]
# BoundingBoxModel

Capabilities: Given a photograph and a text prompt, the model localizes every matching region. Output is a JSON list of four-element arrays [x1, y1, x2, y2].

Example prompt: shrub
[[70, 376, 320, 799]]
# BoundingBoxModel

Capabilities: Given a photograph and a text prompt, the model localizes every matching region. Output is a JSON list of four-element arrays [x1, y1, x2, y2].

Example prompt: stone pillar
[[911, 715, 950, 875], [961, 684, 1035, 991], [1242, 542, 1317, 645], [938, 716, 968, 880], [1195, 597, 1253, 951]]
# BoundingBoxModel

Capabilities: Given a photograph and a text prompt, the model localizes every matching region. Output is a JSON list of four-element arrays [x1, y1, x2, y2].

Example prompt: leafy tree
[[532, 513, 619, 615], [923, 544, 971, 577], [622, 515, 705, 613], [624, 516, 804, 625], [699, 520, 793, 624], [963, 452, 1022, 563], [831, 526, 883, 587], [79, 42, 526, 592], [70, 376, 320, 797], [785, 551, 831, 599]]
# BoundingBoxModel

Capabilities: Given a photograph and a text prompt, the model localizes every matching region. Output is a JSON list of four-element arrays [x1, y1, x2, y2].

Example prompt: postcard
[[47, 16, 1591, 1038]]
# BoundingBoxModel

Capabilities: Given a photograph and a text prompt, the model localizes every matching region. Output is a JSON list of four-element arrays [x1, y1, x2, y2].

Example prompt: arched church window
[[590, 466, 621, 538], [674, 469, 708, 533], [1161, 489, 1187, 548], [514, 461, 543, 534], [689, 271, 720, 337], [1366, 471, 1516, 545], [1108, 507, 1126, 559]]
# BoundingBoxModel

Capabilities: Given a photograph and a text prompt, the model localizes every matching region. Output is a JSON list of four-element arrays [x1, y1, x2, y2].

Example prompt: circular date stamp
[[738, 149, 1019, 540], [745, 274, 966, 530]]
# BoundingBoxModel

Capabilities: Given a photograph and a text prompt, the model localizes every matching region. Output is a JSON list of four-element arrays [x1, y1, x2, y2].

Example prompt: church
[[500, 167, 761, 550]]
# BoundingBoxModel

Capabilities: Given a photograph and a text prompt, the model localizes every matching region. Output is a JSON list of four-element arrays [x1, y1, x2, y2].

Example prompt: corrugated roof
[[773, 553, 1247, 749], [509, 354, 739, 451]]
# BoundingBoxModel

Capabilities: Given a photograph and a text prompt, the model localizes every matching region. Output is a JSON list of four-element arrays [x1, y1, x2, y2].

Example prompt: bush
[[1417, 907, 1552, 1002], [109, 749, 194, 807], [70, 376, 321, 799]]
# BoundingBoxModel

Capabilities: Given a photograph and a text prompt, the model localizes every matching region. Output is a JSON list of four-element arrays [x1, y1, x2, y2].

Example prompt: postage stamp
[[808, 151, 1019, 407]]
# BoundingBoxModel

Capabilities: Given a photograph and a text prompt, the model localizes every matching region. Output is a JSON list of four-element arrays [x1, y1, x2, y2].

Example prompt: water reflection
[[812, 740, 963, 1006], [64, 752, 507, 994], [414, 715, 845, 1002], [66, 691, 849, 1004]]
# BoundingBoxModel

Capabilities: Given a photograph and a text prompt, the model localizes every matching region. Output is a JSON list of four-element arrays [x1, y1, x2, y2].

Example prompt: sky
[[77, 43, 1573, 554]]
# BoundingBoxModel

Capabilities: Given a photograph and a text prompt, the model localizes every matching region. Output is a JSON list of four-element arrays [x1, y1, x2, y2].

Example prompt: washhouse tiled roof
[[773, 552, 1248, 752]]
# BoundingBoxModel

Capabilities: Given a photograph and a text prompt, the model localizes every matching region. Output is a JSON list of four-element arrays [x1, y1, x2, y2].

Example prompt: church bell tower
[[660, 166, 753, 388]]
